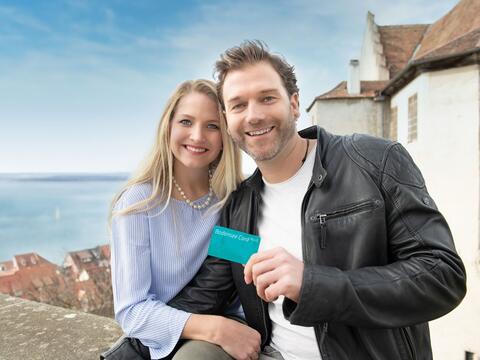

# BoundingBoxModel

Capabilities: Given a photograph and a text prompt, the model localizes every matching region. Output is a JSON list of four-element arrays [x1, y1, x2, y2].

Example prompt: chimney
[[348, 59, 360, 95]]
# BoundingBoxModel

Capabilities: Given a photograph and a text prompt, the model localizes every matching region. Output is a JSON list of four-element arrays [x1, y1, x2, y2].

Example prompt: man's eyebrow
[[225, 96, 242, 104], [259, 89, 280, 94], [225, 89, 281, 104]]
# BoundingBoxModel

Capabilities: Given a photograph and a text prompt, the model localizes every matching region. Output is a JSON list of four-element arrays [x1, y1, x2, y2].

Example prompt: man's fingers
[[244, 247, 284, 284], [244, 262, 253, 284], [264, 281, 284, 302], [255, 269, 278, 299], [244, 247, 304, 302], [244, 253, 262, 284], [251, 257, 280, 285]]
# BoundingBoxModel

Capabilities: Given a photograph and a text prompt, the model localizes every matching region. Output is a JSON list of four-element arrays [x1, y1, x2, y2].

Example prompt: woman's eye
[[207, 124, 220, 130], [179, 119, 192, 126]]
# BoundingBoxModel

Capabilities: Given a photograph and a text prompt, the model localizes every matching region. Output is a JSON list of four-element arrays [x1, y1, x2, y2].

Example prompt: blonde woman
[[105, 80, 261, 360]]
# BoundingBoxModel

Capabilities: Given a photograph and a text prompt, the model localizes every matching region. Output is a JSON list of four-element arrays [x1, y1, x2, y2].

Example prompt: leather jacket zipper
[[311, 199, 380, 249], [401, 327, 417, 360], [302, 182, 330, 358], [313, 322, 329, 359], [319, 322, 329, 358], [301, 181, 315, 256]]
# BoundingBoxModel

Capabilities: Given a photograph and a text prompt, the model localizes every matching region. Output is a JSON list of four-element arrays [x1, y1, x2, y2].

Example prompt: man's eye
[[263, 96, 275, 103], [231, 103, 245, 111], [179, 119, 192, 126]]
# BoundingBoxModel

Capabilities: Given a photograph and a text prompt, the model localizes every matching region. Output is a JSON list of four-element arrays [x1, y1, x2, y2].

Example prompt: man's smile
[[245, 126, 274, 137]]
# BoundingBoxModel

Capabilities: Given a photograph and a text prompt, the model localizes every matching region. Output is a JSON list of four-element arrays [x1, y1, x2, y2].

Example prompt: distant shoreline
[[0, 173, 129, 182]]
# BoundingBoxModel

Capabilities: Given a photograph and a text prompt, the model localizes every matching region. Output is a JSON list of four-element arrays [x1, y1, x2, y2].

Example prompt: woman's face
[[169, 91, 223, 173]]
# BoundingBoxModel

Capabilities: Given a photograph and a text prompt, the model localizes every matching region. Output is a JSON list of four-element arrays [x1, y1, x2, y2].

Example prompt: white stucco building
[[308, 0, 480, 358]]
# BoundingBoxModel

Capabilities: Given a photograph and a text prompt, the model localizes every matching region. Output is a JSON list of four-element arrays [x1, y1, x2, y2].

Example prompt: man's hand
[[244, 247, 304, 303]]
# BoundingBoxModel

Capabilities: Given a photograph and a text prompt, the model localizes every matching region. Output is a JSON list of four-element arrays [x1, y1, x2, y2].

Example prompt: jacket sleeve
[[168, 198, 237, 314], [284, 143, 466, 328]]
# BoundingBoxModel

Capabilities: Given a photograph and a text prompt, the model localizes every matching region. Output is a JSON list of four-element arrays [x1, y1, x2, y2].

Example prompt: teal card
[[208, 226, 261, 264]]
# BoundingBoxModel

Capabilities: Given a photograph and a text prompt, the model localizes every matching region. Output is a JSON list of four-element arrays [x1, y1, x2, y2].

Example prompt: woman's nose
[[189, 125, 205, 142]]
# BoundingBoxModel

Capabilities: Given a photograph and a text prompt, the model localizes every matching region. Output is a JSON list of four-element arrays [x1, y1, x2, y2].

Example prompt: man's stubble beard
[[231, 115, 297, 162]]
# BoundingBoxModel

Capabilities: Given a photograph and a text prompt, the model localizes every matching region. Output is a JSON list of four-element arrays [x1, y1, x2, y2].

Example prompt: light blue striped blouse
[[111, 183, 222, 359]]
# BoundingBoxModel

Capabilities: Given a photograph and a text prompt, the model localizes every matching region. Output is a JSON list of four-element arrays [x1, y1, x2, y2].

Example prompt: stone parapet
[[0, 293, 122, 360]]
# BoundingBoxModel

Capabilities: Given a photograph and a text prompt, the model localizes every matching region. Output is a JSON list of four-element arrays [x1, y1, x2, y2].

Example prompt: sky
[[0, 0, 459, 174]]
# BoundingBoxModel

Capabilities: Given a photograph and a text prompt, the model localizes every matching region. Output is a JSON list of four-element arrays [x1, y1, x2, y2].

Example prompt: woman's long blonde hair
[[109, 79, 242, 221]]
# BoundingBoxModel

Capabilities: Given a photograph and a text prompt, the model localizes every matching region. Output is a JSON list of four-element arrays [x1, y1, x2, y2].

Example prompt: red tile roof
[[310, 0, 480, 106], [417, 27, 480, 60], [99, 244, 111, 260], [378, 25, 429, 78], [65, 245, 110, 277], [0, 257, 62, 300], [14, 253, 52, 269], [0, 260, 15, 273], [75, 250, 94, 262], [308, 80, 386, 106], [382, 0, 480, 95], [307, 80, 388, 111], [414, 0, 480, 60]]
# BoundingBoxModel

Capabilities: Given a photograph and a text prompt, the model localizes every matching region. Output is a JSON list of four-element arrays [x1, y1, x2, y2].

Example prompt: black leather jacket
[[170, 126, 466, 360]]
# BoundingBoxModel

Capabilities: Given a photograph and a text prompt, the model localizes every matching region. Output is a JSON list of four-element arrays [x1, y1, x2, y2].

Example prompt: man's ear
[[290, 93, 300, 120]]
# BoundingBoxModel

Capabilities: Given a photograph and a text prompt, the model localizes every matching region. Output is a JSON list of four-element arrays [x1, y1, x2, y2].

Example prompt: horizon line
[[0, 171, 131, 175]]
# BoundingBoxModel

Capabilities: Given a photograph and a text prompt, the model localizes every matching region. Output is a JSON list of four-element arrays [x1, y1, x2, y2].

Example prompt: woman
[[107, 80, 260, 360]]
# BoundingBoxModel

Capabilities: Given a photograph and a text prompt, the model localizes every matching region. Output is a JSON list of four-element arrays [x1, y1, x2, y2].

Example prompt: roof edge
[[381, 47, 480, 96]]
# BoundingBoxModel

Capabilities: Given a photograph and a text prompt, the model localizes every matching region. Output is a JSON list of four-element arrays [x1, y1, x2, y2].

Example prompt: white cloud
[[0, 5, 51, 33], [0, 0, 461, 172]]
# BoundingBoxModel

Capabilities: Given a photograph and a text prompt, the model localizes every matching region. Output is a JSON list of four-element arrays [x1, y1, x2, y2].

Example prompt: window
[[465, 351, 475, 360], [390, 106, 398, 141], [408, 94, 418, 143]]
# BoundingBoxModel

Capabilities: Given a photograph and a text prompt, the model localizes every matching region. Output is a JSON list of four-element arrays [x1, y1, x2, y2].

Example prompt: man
[[169, 40, 466, 360]]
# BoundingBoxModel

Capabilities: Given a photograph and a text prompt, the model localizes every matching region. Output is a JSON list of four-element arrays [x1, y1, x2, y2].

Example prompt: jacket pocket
[[309, 199, 381, 249]]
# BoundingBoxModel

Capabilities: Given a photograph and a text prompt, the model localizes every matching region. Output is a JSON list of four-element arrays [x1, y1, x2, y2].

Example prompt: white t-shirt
[[258, 143, 322, 360]]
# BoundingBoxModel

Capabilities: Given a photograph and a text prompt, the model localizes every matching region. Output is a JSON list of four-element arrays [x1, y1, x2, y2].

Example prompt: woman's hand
[[213, 317, 261, 360], [182, 314, 261, 360]]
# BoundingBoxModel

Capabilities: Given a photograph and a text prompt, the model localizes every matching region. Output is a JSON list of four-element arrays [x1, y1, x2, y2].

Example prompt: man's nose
[[245, 103, 265, 124]]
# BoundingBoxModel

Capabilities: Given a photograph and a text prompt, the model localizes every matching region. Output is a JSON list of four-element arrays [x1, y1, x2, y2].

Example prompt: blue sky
[[0, 0, 458, 173]]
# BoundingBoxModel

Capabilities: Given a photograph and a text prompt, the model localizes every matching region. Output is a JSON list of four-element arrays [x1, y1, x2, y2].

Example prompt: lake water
[[0, 174, 127, 265]]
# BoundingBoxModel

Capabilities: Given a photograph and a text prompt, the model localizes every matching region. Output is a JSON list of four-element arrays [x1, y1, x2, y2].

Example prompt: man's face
[[222, 61, 300, 162]]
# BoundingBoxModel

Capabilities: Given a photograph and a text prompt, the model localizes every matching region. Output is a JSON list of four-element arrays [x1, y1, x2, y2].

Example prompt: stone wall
[[0, 293, 122, 360], [309, 98, 385, 137]]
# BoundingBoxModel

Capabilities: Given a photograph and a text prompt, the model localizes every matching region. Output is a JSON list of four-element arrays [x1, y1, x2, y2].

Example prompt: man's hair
[[214, 40, 299, 108]]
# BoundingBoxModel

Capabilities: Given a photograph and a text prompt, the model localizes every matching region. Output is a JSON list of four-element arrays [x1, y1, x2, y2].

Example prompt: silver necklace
[[172, 170, 213, 210]]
